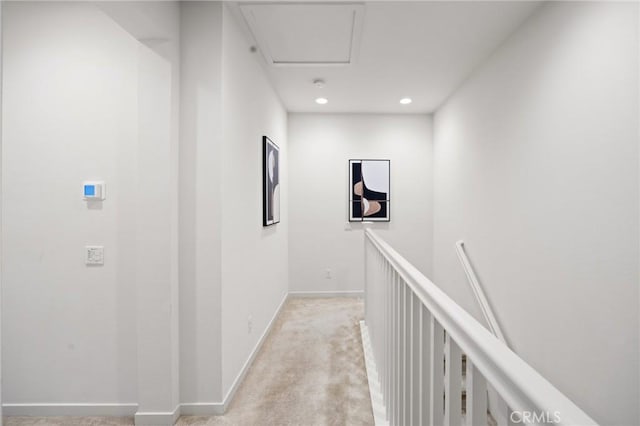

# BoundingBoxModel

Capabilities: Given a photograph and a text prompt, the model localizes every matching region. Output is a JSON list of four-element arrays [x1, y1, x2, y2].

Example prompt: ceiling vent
[[240, 3, 365, 66]]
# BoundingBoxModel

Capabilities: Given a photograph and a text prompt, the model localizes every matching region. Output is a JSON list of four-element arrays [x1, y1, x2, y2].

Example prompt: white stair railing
[[455, 240, 507, 345], [363, 229, 597, 426], [455, 240, 508, 424]]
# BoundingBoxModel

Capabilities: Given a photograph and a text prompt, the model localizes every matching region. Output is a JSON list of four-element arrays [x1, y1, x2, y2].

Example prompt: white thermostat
[[85, 246, 104, 266], [83, 181, 105, 201]]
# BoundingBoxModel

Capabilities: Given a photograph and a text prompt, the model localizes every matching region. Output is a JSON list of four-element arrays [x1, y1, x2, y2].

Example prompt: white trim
[[359, 321, 388, 426], [455, 240, 507, 345], [239, 3, 365, 67], [2, 403, 138, 417], [180, 292, 290, 416], [288, 290, 364, 298], [179, 402, 224, 416], [134, 405, 180, 426]]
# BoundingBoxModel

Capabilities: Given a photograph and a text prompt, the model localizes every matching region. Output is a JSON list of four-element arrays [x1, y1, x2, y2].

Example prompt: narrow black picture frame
[[348, 159, 391, 222], [263, 136, 281, 226]]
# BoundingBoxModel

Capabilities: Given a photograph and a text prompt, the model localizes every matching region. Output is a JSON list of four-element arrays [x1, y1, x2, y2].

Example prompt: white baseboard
[[359, 320, 388, 426], [178, 402, 224, 416], [2, 403, 138, 417], [134, 405, 180, 426], [4, 291, 359, 420], [221, 291, 289, 411], [289, 290, 364, 298], [180, 291, 290, 416], [2, 403, 180, 425]]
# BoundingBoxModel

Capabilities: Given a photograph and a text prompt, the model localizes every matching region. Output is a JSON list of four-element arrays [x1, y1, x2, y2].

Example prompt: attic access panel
[[240, 3, 365, 65]]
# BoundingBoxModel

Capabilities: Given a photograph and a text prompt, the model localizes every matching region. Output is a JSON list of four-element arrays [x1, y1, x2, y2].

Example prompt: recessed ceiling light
[[400, 98, 412, 105], [315, 97, 328, 105]]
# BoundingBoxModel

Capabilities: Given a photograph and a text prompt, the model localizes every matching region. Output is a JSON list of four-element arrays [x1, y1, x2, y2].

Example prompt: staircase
[[362, 229, 597, 426]]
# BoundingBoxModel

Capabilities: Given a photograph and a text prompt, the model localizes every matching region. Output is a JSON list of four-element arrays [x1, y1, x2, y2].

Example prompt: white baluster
[[403, 282, 411, 425], [445, 334, 462, 426], [406, 291, 413, 424], [492, 393, 510, 426], [410, 293, 421, 426], [382, 259, 388, 412], [420, 305, 432, 425], [364, 236, 369, 324], [399, 280, 406, 426], [430, 318, 445, 426], [467, 360, 488, 426], [397, 281, 403, 426], [444, 333, 462, 426], [384, 259, 390, 421], [392, 271, 399, 426]]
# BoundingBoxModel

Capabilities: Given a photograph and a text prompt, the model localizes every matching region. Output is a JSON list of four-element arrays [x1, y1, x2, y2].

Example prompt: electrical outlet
[[325, 269, 332, 279], [248, 315, 253, 334]]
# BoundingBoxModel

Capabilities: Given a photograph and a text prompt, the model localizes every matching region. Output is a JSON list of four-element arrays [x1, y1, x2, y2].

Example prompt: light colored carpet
[[179, 297, 373, 426], [4, 297, 374, 426]]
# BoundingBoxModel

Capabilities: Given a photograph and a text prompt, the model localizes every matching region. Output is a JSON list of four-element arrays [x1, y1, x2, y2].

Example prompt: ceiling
[[231, 1, 541, 114]]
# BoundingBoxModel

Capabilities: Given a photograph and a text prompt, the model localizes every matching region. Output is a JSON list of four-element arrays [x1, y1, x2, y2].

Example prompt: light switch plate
[[85, 246, 104, 265]]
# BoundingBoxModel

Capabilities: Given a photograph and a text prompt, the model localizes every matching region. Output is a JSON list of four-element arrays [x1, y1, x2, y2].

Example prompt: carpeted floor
[[4, 297, 374, 426]]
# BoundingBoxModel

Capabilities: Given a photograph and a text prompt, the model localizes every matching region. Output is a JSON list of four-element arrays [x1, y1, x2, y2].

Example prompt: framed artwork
[[263, 136, 280, 226], [349, 159, 390, 222]]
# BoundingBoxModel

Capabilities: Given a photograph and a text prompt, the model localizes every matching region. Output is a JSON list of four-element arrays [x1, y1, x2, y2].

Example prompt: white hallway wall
[[2, 1, 289, 418], [101, 2, 183, 420], [288, 114, 433, 294], [2, 2, 142, 409], [433, 2, 639, 424], [220, 4, 289, 397], [1, 1, 4, 421], [179, 1, 224, 406], [178, 1, 290, 407], [136, 37, 180, 423], [3, 1, 183, 419]]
